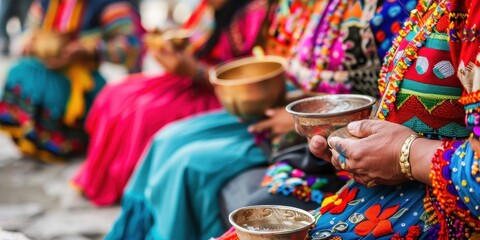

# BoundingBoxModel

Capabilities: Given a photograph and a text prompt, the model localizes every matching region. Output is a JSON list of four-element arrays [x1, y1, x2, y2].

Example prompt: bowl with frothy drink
[[285, 94, 376, 138], [229, 205, 315, 240]]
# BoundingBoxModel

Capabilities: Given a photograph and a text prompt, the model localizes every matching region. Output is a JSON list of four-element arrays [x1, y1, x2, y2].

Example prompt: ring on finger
[[335, 145, 348, 170], [338, 153, 347, 170], [367, 180, 377, 188]]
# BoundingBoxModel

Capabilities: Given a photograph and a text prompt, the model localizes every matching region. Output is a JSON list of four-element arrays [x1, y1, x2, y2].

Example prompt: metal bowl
[[161, 29, 192, 51], [144, 29, 192, 51], [210, 55, 287, 120], [229, 205, 315, 240], [286, 94, 376, 138]]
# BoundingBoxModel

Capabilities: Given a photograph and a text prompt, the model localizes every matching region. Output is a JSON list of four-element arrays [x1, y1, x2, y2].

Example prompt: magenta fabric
[[72, 73, 221, 205]]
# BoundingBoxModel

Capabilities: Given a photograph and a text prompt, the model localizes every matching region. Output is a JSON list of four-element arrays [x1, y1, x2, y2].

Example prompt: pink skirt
[[72, 72, 221, 206]]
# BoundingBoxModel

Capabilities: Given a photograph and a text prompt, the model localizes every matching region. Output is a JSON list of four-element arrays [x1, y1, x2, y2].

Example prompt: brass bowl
[[229, 205, 315, 240], [144, 29, 192, 51], [286, 94, 376, 138], [210, 55, 287, 120]]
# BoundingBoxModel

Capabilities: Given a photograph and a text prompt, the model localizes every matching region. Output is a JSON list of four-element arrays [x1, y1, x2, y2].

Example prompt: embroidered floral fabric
[[261, 162, 351, 204]]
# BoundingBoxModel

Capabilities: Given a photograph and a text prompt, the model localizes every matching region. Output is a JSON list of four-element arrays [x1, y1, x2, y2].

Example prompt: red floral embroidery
[[320, 187, 358, 214], [354, 203, 400, 237], [391, 225, 422, 240]]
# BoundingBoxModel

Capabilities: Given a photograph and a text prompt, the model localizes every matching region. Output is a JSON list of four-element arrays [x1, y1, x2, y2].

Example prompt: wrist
[[192, 63, 211, 88], [409, 137, 442, 185]]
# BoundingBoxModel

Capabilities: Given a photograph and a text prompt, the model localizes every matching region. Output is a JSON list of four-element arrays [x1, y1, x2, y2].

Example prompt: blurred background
[[0, 0, 198, 239]]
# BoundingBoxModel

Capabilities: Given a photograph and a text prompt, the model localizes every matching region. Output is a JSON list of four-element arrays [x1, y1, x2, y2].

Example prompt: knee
[[152, 120, 191, 144]]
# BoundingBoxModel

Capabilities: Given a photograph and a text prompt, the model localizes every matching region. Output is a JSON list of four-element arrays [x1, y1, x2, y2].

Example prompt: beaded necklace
[[376, 0, 449, 120], [290, 0, 328, 64], [288, 0, 315, 50], [309, 0, 348, 90]]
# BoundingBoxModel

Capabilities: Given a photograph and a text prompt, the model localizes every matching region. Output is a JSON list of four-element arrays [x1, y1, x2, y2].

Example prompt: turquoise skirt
[[107, 110, 266, 240]]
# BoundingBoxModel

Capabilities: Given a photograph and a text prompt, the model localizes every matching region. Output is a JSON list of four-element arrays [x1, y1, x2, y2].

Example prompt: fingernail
[[247, 126, 254, 133]]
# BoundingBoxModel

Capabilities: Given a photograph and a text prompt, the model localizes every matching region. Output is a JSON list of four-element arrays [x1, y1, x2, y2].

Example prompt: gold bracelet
[[399, 134, 422, 180]]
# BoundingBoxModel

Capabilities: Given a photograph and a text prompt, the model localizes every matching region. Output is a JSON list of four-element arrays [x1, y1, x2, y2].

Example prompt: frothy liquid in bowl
[[315, 100, 359, 114], [241, 221, 311, 232]]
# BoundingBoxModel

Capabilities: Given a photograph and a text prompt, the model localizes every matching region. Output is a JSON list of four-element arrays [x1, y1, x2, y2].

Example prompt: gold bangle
[[399, 134, 422, 180]]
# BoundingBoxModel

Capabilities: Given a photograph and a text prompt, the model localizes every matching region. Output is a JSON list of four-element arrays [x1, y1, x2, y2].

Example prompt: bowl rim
[[228, 205, 315, 235], [161, 28, 193, 40], [209, 55, 287, 86], [285, 94, 377, 118]]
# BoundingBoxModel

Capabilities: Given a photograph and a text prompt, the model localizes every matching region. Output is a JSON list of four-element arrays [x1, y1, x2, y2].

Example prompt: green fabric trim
[[437, 122, 470, 138], [403, 116, 434, 134], [406, 31, 449, 51], [402, 117, 469, 138], [396, 93, 411, 109], [400, 79, 463, 97], [396, 93, 446, 113]]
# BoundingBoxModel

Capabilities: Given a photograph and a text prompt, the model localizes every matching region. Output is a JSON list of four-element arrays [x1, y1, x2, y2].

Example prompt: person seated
[[218, 0, 418, 226], [217, 0, 480, 239], [0, 0, 143, 163], [106, 0, 391, 239], [72, 0, 271, 206]]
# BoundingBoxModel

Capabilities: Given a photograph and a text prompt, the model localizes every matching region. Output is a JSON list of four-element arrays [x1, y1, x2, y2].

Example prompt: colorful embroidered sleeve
[[427, 0, 480, 237], [231, 0, 268, 57], [96, 2, 143, 73]]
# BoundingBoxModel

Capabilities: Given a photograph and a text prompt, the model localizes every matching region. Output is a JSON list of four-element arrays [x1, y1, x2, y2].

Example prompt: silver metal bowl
[[286, 94, 376, 138], [229, 205, 315, 240]]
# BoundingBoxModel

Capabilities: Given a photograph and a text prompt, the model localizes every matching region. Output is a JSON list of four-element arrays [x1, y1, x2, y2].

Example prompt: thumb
[[309, 135, 330, 161], [264, 108, 275, 117], [346, 119, 378, 138]]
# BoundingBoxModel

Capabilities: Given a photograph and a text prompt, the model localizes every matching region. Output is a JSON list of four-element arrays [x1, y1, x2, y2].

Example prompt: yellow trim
[[69, 0, 84, 32], [38, 150, 65, 164], [399, 88, 461, 100], [0, 126, 66, 163], [43, 0, 59, 31], [63, 63, 94, 126], [0, 125, 25, 139], [17, 138, 37, 156]]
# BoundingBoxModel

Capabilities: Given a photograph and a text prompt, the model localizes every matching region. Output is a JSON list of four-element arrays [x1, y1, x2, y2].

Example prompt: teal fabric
[[4, 58, 105, 120], [107, 110, 266, 240]]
